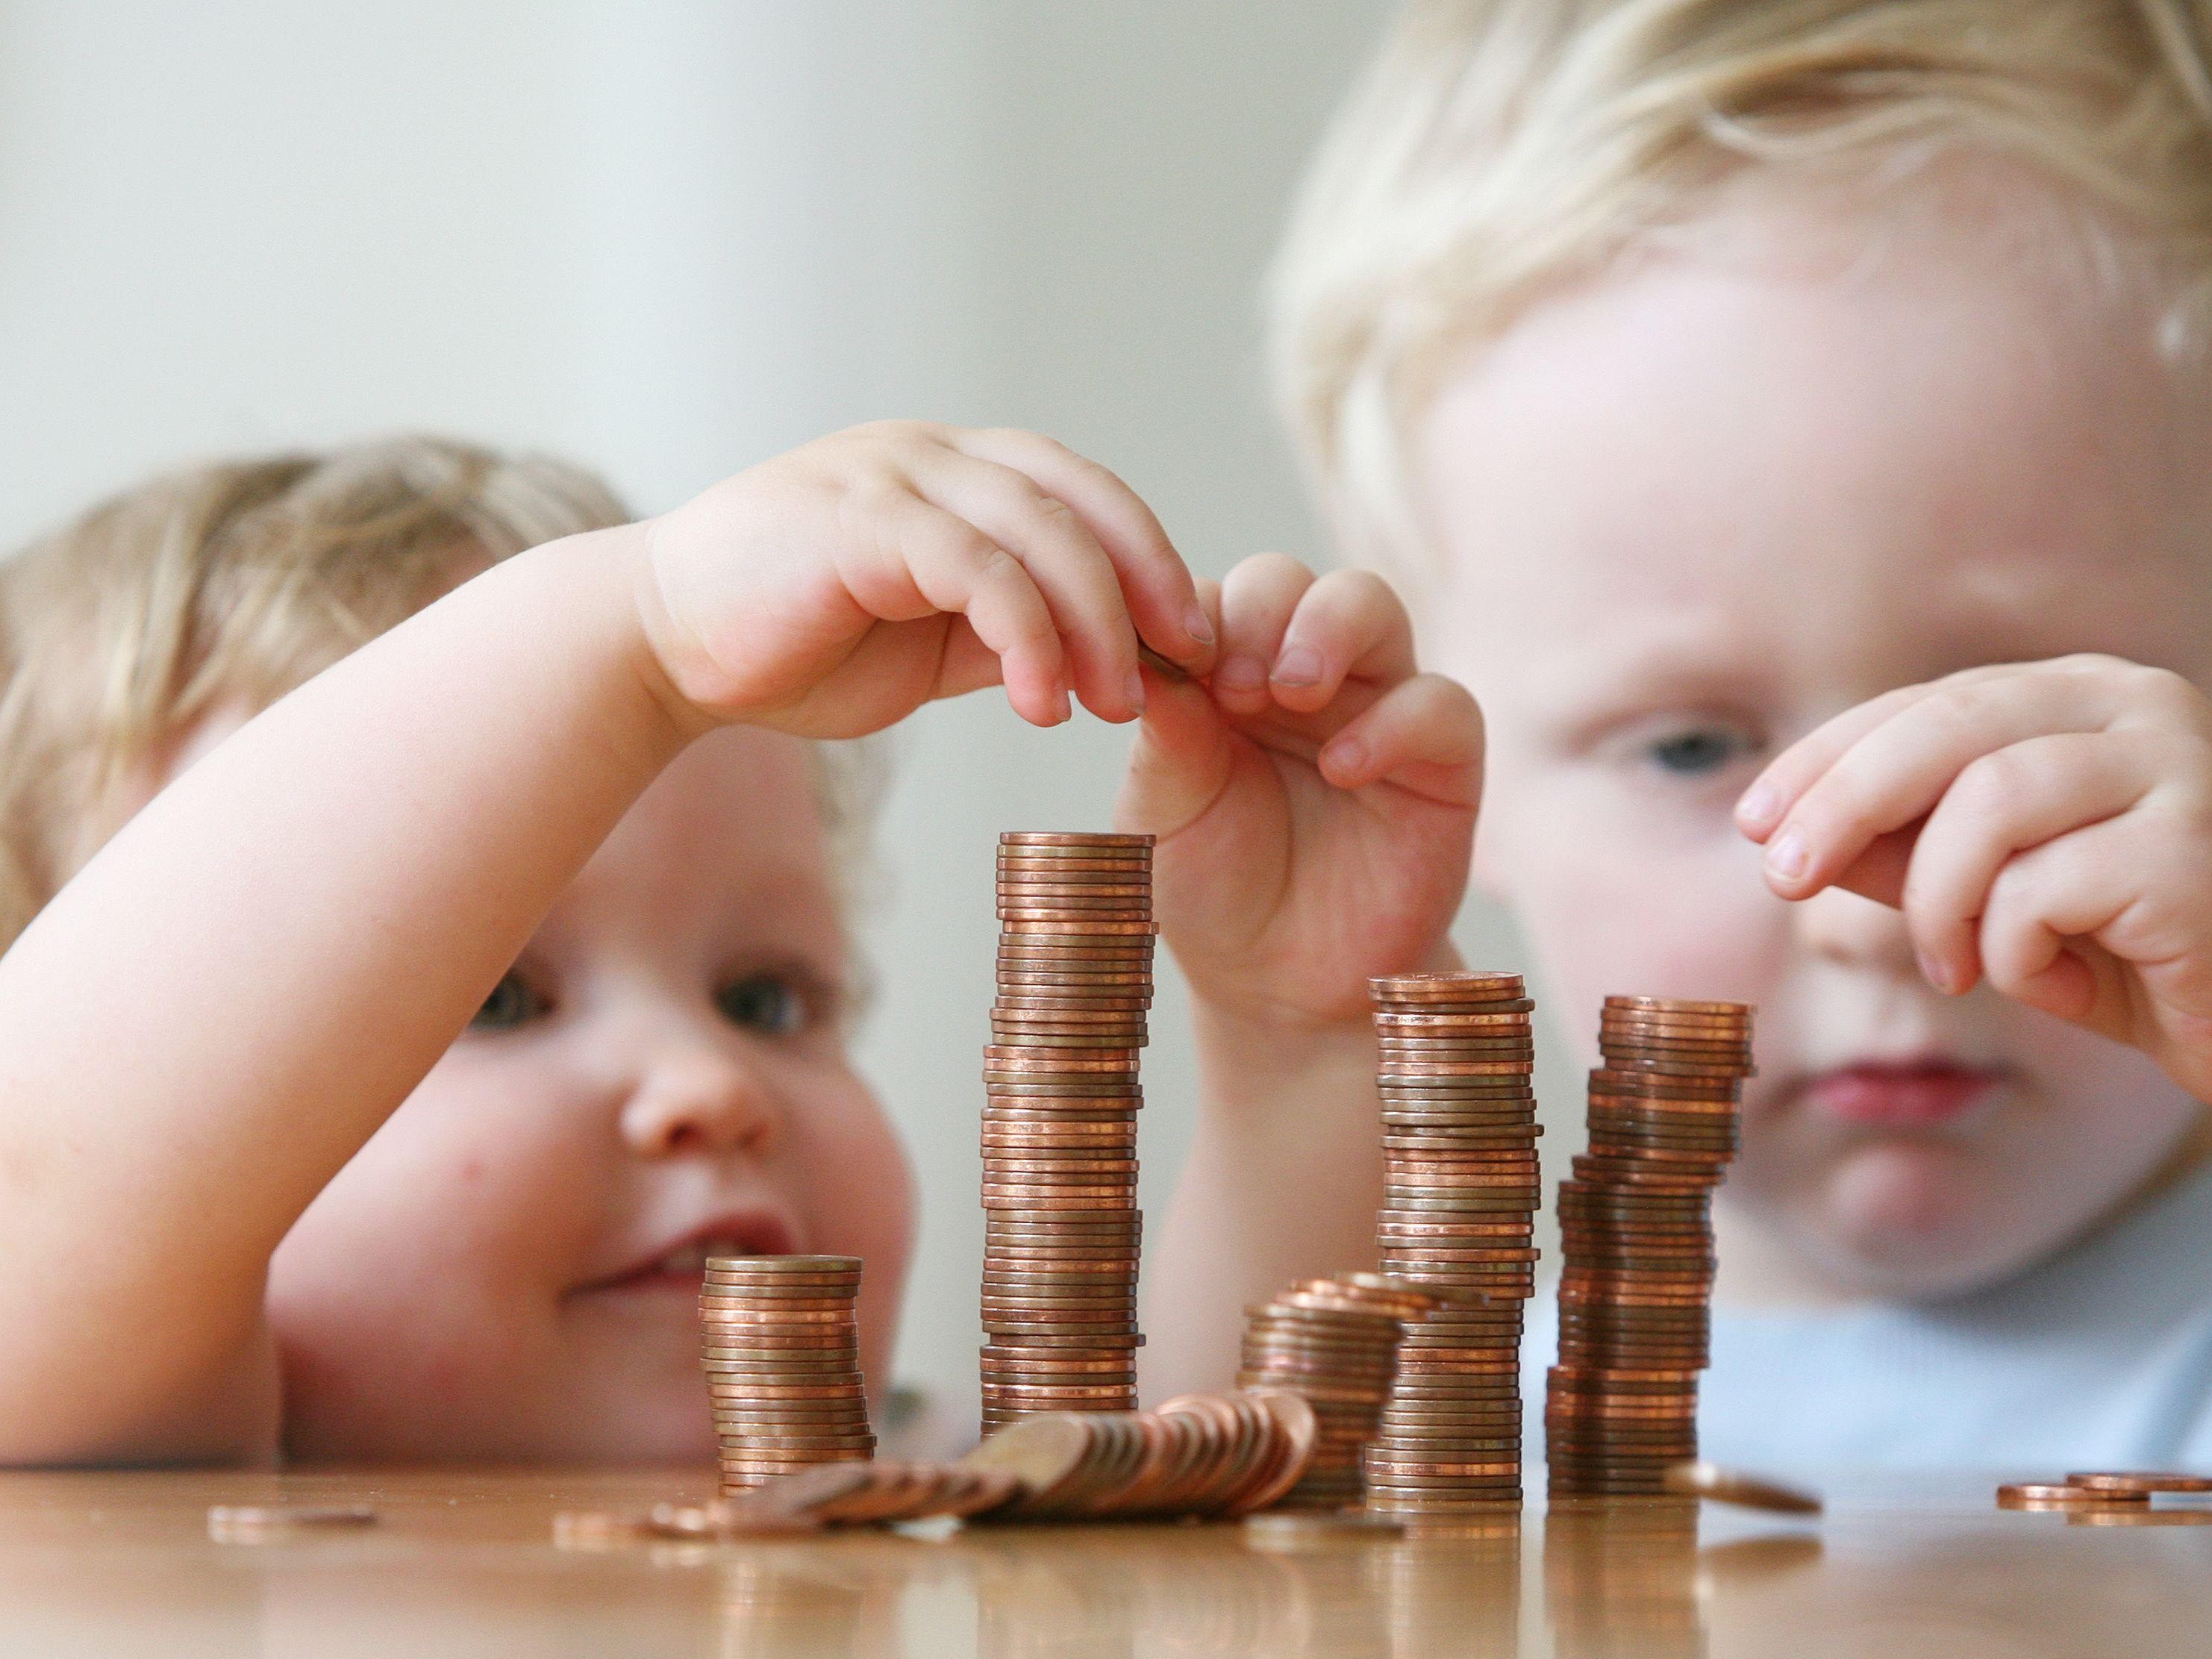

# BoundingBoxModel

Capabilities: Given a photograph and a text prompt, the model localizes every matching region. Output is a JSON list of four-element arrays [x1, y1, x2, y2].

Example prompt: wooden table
[[1, 1466, 2203, 1656]]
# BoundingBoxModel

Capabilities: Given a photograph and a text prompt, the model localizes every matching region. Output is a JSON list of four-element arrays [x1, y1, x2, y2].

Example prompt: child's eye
[[470, 971, 550, 1032], [716, 974, 812, 1037], [1645, 725, 1755, 777]]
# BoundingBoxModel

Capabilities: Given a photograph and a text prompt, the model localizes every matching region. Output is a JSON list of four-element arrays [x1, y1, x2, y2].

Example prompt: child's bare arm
[[1121, 557, 1481, 1396], [1737, 653, 2212, 1099], [0, 422, 1210, 1466]]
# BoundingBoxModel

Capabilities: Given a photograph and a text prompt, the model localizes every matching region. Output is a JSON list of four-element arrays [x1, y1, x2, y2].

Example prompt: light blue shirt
[[1523, 1163, 2212, 1475]]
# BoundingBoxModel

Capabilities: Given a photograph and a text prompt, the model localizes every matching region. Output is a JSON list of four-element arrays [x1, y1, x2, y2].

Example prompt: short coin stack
[[981, 831, 1155, 1434], [1366, 972, 1543, 1515], [1546, 997, 1753, 1499], [1237, 1274, 1440, 1510], [701, 1255, 875, 1494]]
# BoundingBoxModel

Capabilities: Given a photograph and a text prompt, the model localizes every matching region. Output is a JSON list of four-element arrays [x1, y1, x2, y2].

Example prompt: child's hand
[[1736, 654, 2212, 1096], [1117, 554, 1482, 1030], [637, 422, 1216, 737]]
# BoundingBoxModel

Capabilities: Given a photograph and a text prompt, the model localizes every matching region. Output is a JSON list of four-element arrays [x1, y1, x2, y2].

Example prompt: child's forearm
[[0, 528, 688, 1464], [1140, 1009, 1383, 1399]]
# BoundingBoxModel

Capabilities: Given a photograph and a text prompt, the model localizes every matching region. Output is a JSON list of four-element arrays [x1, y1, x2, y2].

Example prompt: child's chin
[[1814, 1140, 2013, 1297]]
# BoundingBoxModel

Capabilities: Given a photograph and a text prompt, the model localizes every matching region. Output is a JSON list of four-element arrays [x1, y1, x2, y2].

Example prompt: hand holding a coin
[[1117, 554, 1482, 1029], [639, 421, 1218, 738]]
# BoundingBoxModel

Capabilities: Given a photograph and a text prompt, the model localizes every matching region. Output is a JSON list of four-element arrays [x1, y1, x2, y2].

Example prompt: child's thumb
[[1114, 670, 1234, 839]]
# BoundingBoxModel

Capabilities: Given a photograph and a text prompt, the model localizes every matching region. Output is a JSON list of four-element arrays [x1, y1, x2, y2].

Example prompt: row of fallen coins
[[959, 1390, 1317, 1521], [701, 1255, 874, 1493], [1546, 997, 1752, 1500], [1366, 970, 1542, 1515], [1998, 1471, 2212, 1510], [561, 1391, 1317, 1542], [1236, 1274, 1442, 1510], [981, 831, 1155, 1435]]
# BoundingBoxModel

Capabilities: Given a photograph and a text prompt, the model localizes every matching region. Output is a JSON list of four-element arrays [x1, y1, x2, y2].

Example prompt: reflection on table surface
[[1, 1466, 2205, 1658]]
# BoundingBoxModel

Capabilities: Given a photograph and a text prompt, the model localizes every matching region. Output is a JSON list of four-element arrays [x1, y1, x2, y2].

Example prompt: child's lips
[[1801, 1060, 2006, 1128], [579, 1213, 801, 1297]]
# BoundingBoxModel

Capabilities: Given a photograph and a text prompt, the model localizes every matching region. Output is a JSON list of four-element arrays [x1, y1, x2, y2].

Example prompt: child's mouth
[[1802, 1060, 2006, 1128], [584, 1215, 800, 1295]]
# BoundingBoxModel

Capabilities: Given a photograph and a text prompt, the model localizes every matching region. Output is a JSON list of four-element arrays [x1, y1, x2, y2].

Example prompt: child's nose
[[1791, 884, 1919, 978], [618, 1049, 781, 1160]]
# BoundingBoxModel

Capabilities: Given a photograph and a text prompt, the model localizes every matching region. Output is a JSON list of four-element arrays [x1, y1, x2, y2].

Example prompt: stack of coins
[[1546, 996, 1753, 1499], [981, 831, 1155, 1434], [1237, 1274, 1440, 1510], [701, 1255, 875, 1494], [1366, 971, 1543, 1515]]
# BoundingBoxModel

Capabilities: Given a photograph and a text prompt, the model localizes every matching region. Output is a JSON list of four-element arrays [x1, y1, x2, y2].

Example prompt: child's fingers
[[1899, 732, 2155, 994], [864, 494, 1068, 725], [1750, 666, 2119, 901], [953, 428, 1218, 672], [910, 447, 1145, 722], [1316, 673, 1484, 805], [1212, 554, 1316, 713], [1268, 569, 1418, 715], [1975, 816, 2145, 1022]]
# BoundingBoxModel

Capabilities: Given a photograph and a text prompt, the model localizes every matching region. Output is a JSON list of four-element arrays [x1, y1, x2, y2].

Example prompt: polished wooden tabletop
[[1, 1465, 2204, 1657]]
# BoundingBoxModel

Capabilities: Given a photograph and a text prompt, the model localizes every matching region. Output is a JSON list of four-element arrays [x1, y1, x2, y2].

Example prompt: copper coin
[[2063, 1470, 2212, 1493]]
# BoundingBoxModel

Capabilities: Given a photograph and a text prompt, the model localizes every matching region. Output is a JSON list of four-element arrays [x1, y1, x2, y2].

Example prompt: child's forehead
[[1414, 190, 2212, 712], [552, 729, 843, 943]]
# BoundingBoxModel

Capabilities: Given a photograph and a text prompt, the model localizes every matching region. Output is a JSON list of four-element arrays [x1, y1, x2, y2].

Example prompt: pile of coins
[[960, 1391, 1317, 1521], [981, 831, 1155, 1434], [701, 1255, 875, 1493], [1997, 1472, 2212, 1511], [1237, 1274, 1440, 1510], [1366, 971, 1543, 1515], [1546, 997, 1753, 1499]]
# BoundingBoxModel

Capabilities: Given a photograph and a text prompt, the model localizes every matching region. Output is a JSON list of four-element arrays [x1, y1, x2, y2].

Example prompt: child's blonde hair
[[0, 437, 881, 956], [1271, 0, 2212, 569]]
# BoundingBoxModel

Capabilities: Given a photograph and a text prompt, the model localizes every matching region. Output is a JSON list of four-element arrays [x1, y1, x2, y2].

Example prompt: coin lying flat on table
[[1662, 1461, 1822, 1513]]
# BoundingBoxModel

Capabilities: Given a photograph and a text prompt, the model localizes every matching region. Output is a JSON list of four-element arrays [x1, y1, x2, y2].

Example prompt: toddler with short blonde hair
[[1272, 0, 2212, 1472]]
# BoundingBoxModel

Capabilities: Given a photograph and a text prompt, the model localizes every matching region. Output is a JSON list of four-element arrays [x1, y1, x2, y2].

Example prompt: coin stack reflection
[[1546, 997, 1752, 1499], [1365, 972, 1543, 1514], [1237, 1274, 1439, 1510], [981, 831, 1155, 1434], [701, 1255, 874, 1494]]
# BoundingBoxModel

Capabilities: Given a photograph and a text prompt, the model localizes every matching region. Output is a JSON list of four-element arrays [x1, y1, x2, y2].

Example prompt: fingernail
[[1125, 667, 1146, 713], [1325, 738, 1368, 780], [1272, 644, 1323, 687], [1765, 824, 1808, 881], [1183, 603, 1215, 647], [1737, 781, 1779, 831], [1214, 654, 1266, 692], [1917, 949, 1954, 994]]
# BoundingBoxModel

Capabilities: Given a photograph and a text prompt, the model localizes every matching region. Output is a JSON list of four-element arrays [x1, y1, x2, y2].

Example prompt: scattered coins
[[1237, 1273, 1440, 1510], [1366, 972, 1543, 1515], [957, 1390, 1317, 1521], [701, 1254, 875, 1494], [1546, 997, 1753, 1500], [1996, 1471, 2212, 1511], [207, 1504, 377, 1543], [981, 831, 1155, 1434], [1662, 1460, 1822, 1514]]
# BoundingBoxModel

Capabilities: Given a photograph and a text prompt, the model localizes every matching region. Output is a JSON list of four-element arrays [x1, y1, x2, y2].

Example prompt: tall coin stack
[[701, 1254, 875, 1494], [981, 831, 1155, 1434], [1237, 1274, 1440, 1510], [1546, 996, 1753, 1499], [1366, 972, 1543, 1515]]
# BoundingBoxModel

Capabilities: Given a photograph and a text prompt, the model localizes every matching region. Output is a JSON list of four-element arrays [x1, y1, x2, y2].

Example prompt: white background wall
[[0, 1, 1575, 1431]]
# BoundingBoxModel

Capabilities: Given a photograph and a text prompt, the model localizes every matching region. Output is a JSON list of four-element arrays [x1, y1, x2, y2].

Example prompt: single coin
[[1996, 1482, 2152, 1507], [2062, 1470, 2212, 1493]]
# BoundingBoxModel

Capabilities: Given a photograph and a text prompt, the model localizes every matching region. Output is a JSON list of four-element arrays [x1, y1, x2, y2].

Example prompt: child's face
[[1413, 171, 2212, 1299], [260, 725, 913, 1460]]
